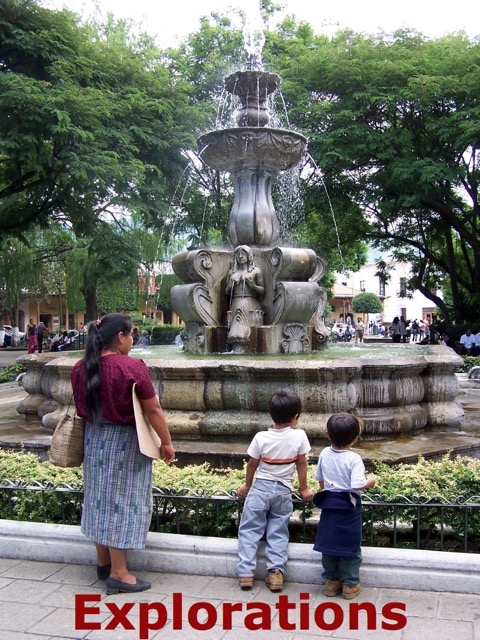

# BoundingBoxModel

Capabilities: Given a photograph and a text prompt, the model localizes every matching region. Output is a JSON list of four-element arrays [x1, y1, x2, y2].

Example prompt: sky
[[44, 0, 480, 47]]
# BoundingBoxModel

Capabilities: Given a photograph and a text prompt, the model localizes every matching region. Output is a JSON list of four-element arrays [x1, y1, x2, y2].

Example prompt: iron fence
[[1, 480, 479, 553]]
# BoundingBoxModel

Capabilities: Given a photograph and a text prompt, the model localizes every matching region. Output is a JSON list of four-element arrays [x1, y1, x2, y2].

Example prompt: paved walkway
[[0, 556, 478, 640]]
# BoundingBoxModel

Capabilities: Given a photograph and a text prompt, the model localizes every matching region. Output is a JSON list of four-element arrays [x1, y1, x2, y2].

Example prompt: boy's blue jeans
[[237, 479, 293, 577], [321, 549, 362, 586]]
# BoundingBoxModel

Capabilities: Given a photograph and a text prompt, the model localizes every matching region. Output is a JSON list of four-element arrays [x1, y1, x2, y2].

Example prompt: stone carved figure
[[225, 245, 265, 352]]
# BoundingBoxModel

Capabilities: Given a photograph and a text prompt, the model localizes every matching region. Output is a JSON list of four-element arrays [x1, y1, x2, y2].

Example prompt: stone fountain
[[14, 13, 465, 445], [171, 67, 328, 356]]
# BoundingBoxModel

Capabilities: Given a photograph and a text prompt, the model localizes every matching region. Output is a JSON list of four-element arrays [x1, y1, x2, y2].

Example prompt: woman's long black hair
[[83, 313, 133, 425]]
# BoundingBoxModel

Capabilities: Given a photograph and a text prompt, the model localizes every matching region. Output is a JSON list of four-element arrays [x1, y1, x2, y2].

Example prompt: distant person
[[57, 331, 71, 351], [405, 320, 412, 342], [460, 328, 476, 355], [174, 332, 184, 347], [132, 327, 139, 346], [418, 320, 427, 341], [236, 389, 314, 593], [313, 413, 376, 600], [26, 319, 37, 354], [441, 334, 454, 350], [49, 332, 63, 352], [474, 330, 480, 356], [36, 322, 49, 353], [399, 316, 408, 343], [137, 330, 150, 347], [355, 318, 365, 344], [428, 323, 440, 345], [411, 320, 419, 342], [389, 317, 401, 343]]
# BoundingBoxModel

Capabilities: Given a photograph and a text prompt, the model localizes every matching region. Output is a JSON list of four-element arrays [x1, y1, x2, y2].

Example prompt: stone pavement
[[0, 556, 479, 640]]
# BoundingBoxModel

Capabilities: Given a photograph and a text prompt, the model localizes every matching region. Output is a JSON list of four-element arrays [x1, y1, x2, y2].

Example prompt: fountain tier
[[173, 67, 323, 355], [16, 345, 464, 441]]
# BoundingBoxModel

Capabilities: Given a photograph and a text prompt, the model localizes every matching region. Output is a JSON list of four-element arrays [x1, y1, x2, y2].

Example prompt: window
[[360, 280, 366, 291], [379, 279, 385, 296], [399, 277, 407, 297]]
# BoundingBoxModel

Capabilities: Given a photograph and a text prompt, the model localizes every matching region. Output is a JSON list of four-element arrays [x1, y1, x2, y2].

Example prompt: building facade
[[329, 259, 438, 326]]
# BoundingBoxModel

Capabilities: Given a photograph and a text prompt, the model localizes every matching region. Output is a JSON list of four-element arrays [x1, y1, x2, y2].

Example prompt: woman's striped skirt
[[81, 421, 153, 549]]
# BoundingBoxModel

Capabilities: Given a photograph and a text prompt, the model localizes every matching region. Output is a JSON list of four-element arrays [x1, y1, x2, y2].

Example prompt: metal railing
[[1, 480, 479, 552]]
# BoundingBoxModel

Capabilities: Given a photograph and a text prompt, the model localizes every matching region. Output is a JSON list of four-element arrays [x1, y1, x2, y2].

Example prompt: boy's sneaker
[[239, 576, 254, 591], [265, 569, 284, 592], [324, 578, 343, 596], [342, 583, 362, 599]]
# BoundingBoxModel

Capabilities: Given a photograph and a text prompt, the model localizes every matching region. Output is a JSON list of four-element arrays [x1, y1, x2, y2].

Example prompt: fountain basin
[[198, 128, 307, 173], [15, 345, 464, 442]]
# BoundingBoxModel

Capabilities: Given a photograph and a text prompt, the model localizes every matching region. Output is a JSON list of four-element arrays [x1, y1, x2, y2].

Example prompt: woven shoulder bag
[[49, 401, 85, 468]]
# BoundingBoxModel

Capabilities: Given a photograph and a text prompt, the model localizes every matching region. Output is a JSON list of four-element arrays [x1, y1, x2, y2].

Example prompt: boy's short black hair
[[268, 389, 302, 425], [326, 412, 361, 447]]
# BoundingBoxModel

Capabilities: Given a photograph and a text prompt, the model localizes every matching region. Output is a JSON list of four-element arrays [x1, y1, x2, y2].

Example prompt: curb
[[1, 520, 479, 594]]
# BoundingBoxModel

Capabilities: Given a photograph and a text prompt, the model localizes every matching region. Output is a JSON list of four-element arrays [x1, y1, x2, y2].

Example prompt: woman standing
[[71, 313, 175, 594], [389, 317, 402, 343], [26, 318, 37, 354]]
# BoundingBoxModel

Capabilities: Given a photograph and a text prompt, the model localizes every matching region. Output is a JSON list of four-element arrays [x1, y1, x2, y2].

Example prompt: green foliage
[[363, 456, 480, 550], [0, 363, 26, 383], [0, 0, 199, 318], [0, 237, 37, 331], [351, 292, 383, 314], [266, 25, 480, 323], [150, 324, 182, 345], [368, 456, 480, 500], [2, 451, 480, 547], [457, 356, 480, 374], [0, 450, 84, 524], [155, 274, 183, 312]]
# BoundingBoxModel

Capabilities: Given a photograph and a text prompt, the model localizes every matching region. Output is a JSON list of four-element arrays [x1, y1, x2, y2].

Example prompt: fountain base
[[15, 344, 464, 441]]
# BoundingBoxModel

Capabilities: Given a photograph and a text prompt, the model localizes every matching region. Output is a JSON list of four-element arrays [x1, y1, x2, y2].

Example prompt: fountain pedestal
[[171, 245, 328, 354], [171, 67, 328, 355]]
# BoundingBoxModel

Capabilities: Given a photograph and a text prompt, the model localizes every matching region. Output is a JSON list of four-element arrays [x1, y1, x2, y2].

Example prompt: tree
[[352, 292, 383, 315], [0, 237, 36, 340], [267, 27, 480, 323], [0, 0, 197, 241]]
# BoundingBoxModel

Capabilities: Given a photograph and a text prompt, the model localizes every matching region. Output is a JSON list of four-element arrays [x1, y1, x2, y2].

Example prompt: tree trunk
[[83, 282, 98, 322]]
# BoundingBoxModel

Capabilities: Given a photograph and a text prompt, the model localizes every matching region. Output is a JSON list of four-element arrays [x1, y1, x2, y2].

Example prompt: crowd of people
[[14, 319, 153, 353], [459, 328, 480, 356], [332, 315, 461, 349]]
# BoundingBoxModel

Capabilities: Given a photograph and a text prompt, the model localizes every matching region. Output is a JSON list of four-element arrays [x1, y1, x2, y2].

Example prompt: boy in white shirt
[[313, 412, 376, 599], [236, 389, 314, 592]]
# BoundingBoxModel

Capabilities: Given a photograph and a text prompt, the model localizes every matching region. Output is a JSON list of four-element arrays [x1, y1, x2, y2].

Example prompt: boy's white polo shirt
[[248, 426, 311, 490]]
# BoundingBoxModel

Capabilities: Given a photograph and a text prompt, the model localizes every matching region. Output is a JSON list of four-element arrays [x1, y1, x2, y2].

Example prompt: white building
[[333, 259, 438, 325]]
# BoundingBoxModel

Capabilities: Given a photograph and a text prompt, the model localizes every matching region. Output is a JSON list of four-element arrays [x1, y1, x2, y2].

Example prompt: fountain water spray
[[242, 0, 266, 69]]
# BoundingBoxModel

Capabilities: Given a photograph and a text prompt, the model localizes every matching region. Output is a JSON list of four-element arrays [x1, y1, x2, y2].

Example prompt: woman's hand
[[160, 443, 175, 464]]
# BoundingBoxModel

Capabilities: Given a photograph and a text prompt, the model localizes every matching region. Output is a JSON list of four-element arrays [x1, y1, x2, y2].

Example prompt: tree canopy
[[352, 292, 383, 315], [0, 0, 197, 242], [265, 27, 480, 322], [2, 2, 480, 324]]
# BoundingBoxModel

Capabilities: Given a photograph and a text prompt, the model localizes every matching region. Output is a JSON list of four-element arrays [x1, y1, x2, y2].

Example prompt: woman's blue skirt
[[81, 421, 153, 549]]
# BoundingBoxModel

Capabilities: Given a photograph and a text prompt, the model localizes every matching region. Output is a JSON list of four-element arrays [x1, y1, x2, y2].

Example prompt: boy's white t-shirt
[[314, 446, 367, 492], [248, 427, 311, 490]]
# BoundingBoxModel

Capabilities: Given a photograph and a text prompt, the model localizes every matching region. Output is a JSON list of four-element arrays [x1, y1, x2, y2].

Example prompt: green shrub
[[0, 364, 26, 384], [362, 456, 480, 549], [150, 324, 182, 345], [1, 451, 480, 546], [457, 355, 480, 373]]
